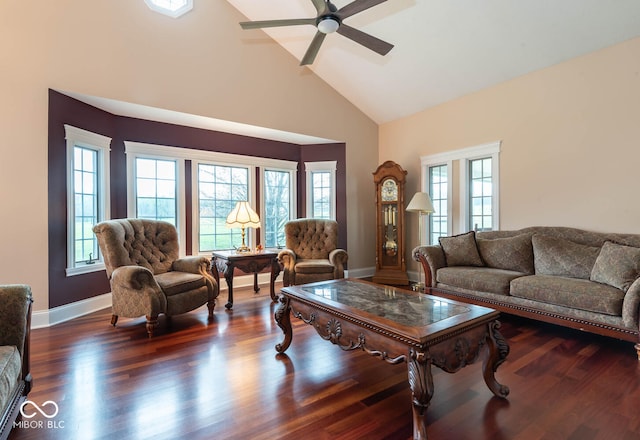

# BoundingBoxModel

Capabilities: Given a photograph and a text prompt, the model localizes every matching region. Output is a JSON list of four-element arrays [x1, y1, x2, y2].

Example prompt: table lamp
[[226, 201, 261, 253]]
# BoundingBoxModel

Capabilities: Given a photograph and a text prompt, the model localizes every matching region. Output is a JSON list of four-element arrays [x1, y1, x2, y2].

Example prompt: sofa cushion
[[439, 231, 484, 267], [590, 241, 640, 292], [437, 267, 524, 296], [0, 345, 21, 414], [532, 234, 600, 279], [477, 233, 534, 274], [510, 275, 625, 316], [154, 271, 206, 296]]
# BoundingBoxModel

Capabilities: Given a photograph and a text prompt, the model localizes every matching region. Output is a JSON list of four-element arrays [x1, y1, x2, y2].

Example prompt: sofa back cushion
[[477, 233, 534, 274], [532, 234, 600, 279], [590, 241, 640, 292], [439, 231, 484, 267]]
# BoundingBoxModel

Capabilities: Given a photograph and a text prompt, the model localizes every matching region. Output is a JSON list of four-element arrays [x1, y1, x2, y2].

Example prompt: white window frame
[[260, 163, 298, 248], [420, 141, 501, 238], [65, 125, 111, 276], [125, 141, 187, 255], [305, 161, 337, 220]]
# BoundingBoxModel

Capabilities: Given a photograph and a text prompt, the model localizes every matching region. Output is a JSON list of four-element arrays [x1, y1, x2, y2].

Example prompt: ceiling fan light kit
[[239, 0, 394, 66]]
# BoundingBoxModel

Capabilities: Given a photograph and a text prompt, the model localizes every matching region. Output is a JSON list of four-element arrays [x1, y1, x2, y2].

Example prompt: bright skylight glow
[[144, 0, 192, 18]]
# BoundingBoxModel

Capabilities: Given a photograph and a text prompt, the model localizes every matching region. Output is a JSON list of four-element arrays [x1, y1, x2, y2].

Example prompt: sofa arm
[[329, 249, 348, 279], [412, 245, 446, 287], [0, 284, 32, 382], [622, 277, 640, 329], [172, 255, 210, 275]]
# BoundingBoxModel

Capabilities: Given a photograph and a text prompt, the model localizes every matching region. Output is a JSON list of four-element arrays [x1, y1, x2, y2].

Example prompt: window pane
[[135, 158, 177, 226], [469, 157, 492, 232], [429, 164, 448, 244], [73, 146, 99, 264], [198, 164, 249, 252], [264, 170, 291, 248], [310, 171, 331, 219]]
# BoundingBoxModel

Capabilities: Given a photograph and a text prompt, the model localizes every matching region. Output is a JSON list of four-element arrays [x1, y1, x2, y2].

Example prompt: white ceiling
[[227, 0, 640, 124]]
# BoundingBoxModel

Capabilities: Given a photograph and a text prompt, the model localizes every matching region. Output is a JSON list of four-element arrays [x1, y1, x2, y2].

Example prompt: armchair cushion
[[0, 346, 21, 414], [294, 259, 335, 274], [155, 271, 207, 296]]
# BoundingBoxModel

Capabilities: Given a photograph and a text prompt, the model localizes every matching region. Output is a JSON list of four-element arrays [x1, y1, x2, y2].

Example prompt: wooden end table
[[211, 249, 281, 309]]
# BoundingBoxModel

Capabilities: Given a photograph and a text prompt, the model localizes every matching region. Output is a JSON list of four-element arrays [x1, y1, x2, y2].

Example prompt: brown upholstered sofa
[[278, 218, 348, 286], [93, 219, 218, 337], [0, 284, 32, 440], [413, 227, 640, 358]]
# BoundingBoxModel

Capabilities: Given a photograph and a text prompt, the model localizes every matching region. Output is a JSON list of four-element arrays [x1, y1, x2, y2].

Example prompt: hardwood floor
[[8, 282, 640, 440]]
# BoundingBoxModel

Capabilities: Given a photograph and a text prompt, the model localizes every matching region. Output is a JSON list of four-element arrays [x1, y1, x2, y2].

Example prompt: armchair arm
[[172, 255, 211, 275], [277, 249, 297, 271], [110, 266, 166, 317], [622, 277, 640, 329], [0, 284, 32, 383], [412, 245, 446, 288], [329, 249, 348, 279]]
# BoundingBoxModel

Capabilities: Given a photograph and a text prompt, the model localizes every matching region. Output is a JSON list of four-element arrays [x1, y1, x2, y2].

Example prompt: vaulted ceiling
[[226, 0, 640, 124]]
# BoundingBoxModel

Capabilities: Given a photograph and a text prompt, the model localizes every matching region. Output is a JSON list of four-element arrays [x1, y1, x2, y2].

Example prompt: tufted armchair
[[93, 219, 218, 337], [278, 218, 348, 287]]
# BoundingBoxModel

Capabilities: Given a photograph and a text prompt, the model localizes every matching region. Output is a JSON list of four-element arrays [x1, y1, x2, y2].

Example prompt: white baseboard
[[31, 267, 385, 329]]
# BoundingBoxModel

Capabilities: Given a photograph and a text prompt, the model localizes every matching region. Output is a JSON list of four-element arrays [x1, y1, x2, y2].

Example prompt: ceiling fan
[[239, 0, 394, 66]]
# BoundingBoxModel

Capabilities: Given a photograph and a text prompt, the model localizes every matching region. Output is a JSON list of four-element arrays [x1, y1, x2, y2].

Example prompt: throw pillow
[[591, 241, 640, 292], [439, 231, 484, 267], [532, 234, 600, 279], [477, 233, 534, 274]]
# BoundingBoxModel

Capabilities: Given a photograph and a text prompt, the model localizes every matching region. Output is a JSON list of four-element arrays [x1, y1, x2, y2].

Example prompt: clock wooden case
[[372, 161, 409, 285]]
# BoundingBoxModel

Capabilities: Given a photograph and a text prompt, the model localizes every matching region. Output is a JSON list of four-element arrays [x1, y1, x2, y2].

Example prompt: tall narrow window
[[198, 163, 250, 251], [135, 158, 177, 225], [65, 125, 111, 276], [429, 164, 448, 245], [263, 169, 292, 248], [469, 157, 493, 232], [305, 161, 336, 219]]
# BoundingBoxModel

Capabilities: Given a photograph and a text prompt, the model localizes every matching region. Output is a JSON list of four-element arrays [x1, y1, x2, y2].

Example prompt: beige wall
[[0, 1, 379, 311], [381, 36, 640, 266]]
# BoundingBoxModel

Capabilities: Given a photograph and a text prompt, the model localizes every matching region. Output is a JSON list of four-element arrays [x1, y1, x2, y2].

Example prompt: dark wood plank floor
[[8, 282, 640, 440]]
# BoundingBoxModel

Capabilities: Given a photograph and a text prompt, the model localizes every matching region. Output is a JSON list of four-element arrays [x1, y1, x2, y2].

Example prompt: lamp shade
[[225, 201, 261, 229], [406, 192, 435, 214]]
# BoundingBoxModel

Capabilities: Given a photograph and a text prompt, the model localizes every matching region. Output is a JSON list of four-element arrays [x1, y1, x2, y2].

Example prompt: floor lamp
[[406, 192, 435, 292]]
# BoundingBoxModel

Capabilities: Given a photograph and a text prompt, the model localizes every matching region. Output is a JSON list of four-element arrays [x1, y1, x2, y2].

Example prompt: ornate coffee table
[[275, 278, 509, 439]]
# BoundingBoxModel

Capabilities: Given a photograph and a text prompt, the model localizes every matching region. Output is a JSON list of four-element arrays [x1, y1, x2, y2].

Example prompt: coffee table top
[[281, 278, 499, 343]]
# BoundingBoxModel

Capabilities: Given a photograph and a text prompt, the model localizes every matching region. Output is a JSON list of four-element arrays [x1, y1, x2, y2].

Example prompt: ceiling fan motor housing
[[317, 15, 341, 34]]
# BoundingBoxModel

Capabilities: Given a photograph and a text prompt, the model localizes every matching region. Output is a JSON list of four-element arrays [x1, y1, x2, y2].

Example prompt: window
[[134, 158, 178, 225], [197, 163, 250, 252], [429, 164, 449, 245], [262, 169, 295, 248], [144, 0, 192, 18], [468, 157, 493, 232], [305, 161, 336, 219], [420, 141, 500, 241], [65, 125, 111, 276]]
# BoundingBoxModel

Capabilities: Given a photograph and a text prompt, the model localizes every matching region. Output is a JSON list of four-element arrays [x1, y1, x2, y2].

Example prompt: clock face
[[381, 179, 398, 202]]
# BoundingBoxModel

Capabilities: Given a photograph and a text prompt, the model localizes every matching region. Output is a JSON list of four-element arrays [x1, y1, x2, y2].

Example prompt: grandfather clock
[[372, 161, 409, 285]]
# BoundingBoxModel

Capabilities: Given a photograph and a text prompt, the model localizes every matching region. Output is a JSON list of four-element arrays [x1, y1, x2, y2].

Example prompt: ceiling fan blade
[[240, 18, 316, 30], [337, 24, 393, 56], [301, 31, 327, 66], [338, 0, 387, 20], [310, 0, 326, 14]]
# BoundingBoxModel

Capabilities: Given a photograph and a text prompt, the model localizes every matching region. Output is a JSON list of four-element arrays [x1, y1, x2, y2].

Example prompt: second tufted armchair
[[93, 219, 218, 337], [278, 218, 348, 287]]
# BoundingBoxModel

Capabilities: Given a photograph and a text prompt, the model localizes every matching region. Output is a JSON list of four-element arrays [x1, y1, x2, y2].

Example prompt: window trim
[[420, 140, 501, 239], [125, 141, 187, 255], [65, 125, 111, 276], [305, 161, 337, 220]]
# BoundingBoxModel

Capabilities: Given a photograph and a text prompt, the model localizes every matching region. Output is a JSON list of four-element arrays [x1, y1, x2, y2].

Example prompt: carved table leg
[[274, 296, 292, 353], [270, 258, 281, 302], [253, 273, 260, 293], [224, 264, 235, 309], [483, 320, 510, 398], [408, 348, 434, 440]]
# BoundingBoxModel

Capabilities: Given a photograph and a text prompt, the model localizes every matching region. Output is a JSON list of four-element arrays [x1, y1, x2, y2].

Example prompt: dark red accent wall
[[47, 90, 346, 308]]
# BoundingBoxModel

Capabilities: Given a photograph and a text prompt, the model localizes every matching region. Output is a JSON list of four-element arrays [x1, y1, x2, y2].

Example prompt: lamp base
[[235, 245, 251, 253]]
